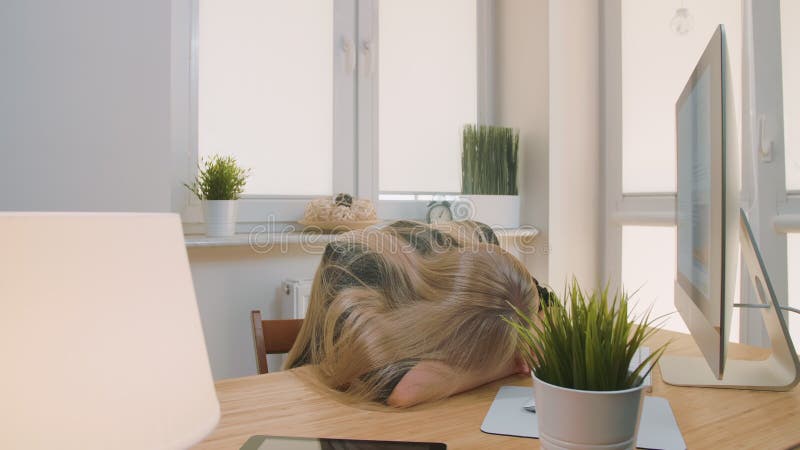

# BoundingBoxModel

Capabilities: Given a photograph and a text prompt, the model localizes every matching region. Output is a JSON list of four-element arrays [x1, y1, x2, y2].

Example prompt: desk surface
[[194, 330, 800, 450]]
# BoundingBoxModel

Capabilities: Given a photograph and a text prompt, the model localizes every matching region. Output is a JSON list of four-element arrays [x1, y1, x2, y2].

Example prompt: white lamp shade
[[0, 213, 220, 449]]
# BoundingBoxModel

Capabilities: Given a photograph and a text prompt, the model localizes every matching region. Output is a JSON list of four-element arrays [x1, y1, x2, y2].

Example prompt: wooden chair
[[250, 310, 304, 374]]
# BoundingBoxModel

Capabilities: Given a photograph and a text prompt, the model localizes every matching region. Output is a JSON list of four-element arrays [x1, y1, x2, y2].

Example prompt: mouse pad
[[480, 386, 686, 450]]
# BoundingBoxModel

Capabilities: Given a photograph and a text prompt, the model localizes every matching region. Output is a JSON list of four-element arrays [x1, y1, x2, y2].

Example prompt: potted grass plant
[[458, 124, 520, 228], [506, 280, 667, 450], [185, 155, 250, 237]]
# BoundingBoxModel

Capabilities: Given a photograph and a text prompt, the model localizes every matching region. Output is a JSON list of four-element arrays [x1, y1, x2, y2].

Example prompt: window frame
[[602, 0, 796, 347], [177, 0, 357, 230], [174, 0, 489, 229]]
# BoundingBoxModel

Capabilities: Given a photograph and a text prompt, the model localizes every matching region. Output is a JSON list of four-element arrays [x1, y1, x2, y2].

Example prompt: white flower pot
[[203, 200, 238, 237], [452, 195, 520, 228], [533, 373, 647, 450]]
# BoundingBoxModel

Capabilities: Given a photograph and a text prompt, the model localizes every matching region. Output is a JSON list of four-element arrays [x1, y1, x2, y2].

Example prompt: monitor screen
[[676, 64, 717, 325]]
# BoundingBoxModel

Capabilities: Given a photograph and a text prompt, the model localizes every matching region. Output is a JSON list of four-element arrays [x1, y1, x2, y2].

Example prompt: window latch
[[361, 40, 375, 77], [758, 114, 772, 162], [341, 37, 355, 75]]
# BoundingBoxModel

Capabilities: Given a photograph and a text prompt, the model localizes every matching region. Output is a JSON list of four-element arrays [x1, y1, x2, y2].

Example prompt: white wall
[[188, 246, 321, 380], [548, 0, 601, 290], [0, 0, 171, 212], [494, 0, 550, 285]]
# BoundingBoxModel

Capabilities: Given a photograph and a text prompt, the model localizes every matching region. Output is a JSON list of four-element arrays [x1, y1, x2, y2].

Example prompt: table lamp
[[0, 213, 220, 449]]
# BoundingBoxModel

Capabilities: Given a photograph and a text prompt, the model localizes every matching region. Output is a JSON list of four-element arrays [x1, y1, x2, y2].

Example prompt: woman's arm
[[386, 357, 529, 408]]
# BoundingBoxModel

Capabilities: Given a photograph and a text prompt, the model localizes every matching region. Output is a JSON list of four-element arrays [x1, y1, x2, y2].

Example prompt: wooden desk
[[194, 330, 800, 450]]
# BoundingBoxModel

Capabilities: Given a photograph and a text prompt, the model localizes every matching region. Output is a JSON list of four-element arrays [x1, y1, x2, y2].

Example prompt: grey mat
[[481, 386, 686, 450]]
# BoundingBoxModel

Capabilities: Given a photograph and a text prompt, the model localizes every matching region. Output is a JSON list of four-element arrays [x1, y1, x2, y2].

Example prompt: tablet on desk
[[241, 435, 446, 450]]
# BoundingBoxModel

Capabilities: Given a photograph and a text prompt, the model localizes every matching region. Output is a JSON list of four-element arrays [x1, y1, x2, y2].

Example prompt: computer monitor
[[673, 25, 739, 379], [660, 25, 800, 390]]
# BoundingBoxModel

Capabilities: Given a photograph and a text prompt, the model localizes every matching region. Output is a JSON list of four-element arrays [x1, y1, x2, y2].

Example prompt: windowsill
[[184, 232, 337, 248], [185, 226, 539, 248], [494, 227, 539, 239]]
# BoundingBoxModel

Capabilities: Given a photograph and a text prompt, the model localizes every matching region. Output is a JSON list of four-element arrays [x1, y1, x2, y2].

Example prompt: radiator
[[282, 278, 313, 319], [270, 279, 313, 372]]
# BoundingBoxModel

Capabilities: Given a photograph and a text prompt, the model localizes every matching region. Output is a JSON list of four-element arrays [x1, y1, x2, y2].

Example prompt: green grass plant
[[185, 155, 251, 200], [461, 124, 519, 195], [505, 279, 668, 391]]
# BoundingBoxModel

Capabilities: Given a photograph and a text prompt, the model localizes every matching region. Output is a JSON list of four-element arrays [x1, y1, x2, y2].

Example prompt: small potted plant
[[506, 280, 667, 450], [458, 124, 519, 228], [185, 155, 250, 237]]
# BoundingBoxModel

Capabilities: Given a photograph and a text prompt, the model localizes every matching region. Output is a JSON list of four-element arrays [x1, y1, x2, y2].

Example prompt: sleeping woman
[[284, 220, 543, 408]]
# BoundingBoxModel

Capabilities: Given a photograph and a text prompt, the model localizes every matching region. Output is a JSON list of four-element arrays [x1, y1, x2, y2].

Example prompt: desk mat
[[481, 386, 686, 450]]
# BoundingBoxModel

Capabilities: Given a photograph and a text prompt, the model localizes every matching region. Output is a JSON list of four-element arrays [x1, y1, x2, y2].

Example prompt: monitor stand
[[660, 210, 800, 391]]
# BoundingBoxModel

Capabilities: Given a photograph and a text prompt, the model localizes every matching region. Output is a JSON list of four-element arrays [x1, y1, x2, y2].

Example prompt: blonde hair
[[284, 220, 539, 403]]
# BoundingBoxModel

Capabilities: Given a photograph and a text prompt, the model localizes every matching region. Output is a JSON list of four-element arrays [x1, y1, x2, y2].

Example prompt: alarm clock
[[426, 201, 453, 224]]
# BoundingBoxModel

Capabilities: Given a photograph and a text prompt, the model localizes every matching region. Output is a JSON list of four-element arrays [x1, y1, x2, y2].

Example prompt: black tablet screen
[[240, 435, 446, 450]]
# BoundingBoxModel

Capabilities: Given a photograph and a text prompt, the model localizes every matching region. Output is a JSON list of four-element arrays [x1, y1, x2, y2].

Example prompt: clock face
[[427, 203, 453, 224]]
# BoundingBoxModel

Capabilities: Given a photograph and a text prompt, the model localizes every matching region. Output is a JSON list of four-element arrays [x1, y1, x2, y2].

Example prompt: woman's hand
[[513, 356, 530, 375], [386, 357, 526, 408]]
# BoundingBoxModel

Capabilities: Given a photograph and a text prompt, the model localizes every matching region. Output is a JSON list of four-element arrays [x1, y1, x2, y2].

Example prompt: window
[[192, 0, 481, 222], [198, 0, 334, 196], [783, 1, 800, 352], [621, 226, 685, 332], [621, 225, 741, 340], [378, 0, 477, 194], [621, 0, 741, 194], [781, 0, 800, 191], [789, 234, 800, 351], [607, 1, 741, 333], [609, 0, 800, 348]]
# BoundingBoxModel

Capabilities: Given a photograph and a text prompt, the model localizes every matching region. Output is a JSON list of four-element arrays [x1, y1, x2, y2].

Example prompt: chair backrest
[[250, 310, 304, 374]]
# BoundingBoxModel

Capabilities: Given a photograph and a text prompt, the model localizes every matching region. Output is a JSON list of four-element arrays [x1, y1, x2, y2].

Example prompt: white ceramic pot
[[532, 373, 647, 450], [452, 195, 520, 228], [203, 200, 238, 237]]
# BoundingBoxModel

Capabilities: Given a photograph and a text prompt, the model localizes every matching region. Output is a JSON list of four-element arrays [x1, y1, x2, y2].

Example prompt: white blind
[[621, 225, 741, 341], [781, 0, 800, 191], [621, 226, 687, 333], [789, 234, 800, 351], [378, 0, 477, 193], [621, 0, 741, 194], [198, 0, 333, 196]]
